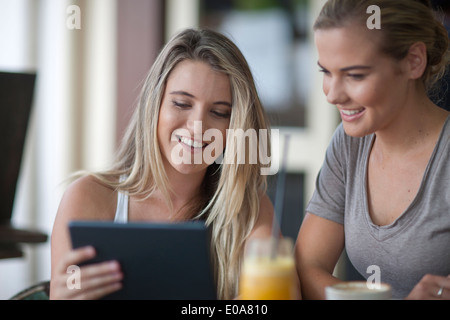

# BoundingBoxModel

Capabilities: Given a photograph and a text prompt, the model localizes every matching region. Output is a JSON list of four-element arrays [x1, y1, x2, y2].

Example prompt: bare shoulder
[[51, 174, 119, 273], [57, 174, 118, 222]]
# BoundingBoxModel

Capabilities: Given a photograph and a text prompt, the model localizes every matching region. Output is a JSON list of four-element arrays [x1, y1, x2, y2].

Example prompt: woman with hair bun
[[296, 0, 450, 299]]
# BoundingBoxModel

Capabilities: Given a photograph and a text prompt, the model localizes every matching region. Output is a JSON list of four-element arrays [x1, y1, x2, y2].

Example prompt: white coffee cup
[[325, 281, 392, 300]]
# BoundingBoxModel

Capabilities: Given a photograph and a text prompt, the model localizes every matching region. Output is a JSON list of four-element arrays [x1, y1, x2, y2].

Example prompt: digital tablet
[[69, 221, 217, 300]]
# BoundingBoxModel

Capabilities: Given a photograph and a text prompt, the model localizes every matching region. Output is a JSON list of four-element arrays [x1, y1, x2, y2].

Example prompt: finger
[[80, 272, 123, 296], [79, 260, 122, 286], [73, 262, 123, 300], [62, 274, 123, 300], [408, 274, 444, 300], [74, 281, 123, 300], [57, 246, 96, 273], [60, 261, 123, 300], [437, 277, 450, 300], [81, 259, 121, 275], [426, 275, 446, 300]]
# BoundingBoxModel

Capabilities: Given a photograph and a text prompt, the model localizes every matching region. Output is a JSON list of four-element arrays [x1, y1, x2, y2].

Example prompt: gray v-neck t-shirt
[[306, 116, 450, 299]]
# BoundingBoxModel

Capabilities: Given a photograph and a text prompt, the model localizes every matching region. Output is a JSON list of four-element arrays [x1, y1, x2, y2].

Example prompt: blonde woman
[[296, 0, 450, 299], [50, 28, 279, 300]]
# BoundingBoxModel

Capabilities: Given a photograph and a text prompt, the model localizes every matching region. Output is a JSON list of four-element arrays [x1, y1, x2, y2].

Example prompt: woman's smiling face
[[157, 59, 232, 176], [315, 26, 412, 137]]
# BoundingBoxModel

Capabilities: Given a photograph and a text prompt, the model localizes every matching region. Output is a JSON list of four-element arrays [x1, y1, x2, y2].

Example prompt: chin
[[342, 123, 371, 138], [172, 163, 209, 176]]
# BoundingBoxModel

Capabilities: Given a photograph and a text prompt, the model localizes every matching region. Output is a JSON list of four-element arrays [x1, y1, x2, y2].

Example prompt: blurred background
[[0, 0, 342, 299]]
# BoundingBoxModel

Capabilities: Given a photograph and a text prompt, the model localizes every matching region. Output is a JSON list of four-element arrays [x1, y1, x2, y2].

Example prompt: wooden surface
[[0, 224, 47, 259]]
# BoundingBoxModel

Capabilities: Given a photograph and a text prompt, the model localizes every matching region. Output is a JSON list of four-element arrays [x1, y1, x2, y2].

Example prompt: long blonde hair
[[91, 28, 270, 299], [314, 0, 450, 95]]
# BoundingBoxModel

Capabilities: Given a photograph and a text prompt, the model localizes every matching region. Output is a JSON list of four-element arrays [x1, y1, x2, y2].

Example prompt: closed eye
[[211, 110, 231, 119], [172, 100, 191, 108], [347, 74, 367, 81], [319, 68, 331, 76]]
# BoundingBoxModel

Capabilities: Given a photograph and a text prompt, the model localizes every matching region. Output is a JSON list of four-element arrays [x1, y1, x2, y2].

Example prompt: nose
[[186, 107, 208, 135], [325, 77, 348, 105]]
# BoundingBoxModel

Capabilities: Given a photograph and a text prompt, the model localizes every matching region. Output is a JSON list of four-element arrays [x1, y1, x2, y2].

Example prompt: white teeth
[[341, 108, 364, 116], [179, 136, 205, 148]]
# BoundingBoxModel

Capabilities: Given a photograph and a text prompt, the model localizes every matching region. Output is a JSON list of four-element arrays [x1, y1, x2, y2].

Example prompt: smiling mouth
[[340, 107, 365, 116], [177, 135, 207, 149]]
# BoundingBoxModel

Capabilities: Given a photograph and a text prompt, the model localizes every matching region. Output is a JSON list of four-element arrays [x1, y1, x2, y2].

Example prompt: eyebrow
[[170, 90, 232, 108], [317, 61, 372, 72]]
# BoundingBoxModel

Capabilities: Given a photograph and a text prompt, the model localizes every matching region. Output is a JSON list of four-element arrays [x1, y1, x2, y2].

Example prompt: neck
[[161, 161, 207, 215], [373, 93, 448, 158]]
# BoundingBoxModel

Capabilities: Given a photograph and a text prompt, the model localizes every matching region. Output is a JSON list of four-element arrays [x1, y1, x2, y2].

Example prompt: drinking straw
[[270, 134, 290, 259]]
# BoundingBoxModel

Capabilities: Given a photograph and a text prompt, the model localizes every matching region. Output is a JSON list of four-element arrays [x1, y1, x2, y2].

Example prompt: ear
[[406, 42, 427, 80]]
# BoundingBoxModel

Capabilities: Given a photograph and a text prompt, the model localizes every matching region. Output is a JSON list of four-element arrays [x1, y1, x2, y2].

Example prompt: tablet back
[[69, 221, 217, 300]]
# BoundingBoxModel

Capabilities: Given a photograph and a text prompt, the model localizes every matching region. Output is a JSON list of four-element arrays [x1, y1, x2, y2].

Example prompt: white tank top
[[114, 175, 129, 223], [114, 191, 129, 223]]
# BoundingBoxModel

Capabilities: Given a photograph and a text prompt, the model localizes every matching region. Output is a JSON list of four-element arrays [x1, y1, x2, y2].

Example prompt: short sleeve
[[306, 124, 347, 225]]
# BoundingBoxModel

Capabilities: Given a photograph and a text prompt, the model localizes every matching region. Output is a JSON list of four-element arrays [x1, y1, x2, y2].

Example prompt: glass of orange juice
[[239, 237, 296, 300]]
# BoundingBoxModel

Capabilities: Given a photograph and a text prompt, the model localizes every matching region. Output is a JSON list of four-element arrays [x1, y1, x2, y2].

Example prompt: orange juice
[[239, 238, 296, 300], [240, 256, 295, 299]]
